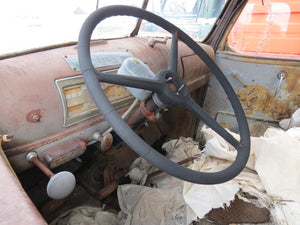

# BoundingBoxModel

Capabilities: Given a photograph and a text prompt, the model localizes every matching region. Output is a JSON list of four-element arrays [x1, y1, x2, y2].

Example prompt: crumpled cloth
[[118, 184, 185, 225], [50, 206, 119, 225], [184, 126, 300, 225], [279, 108, 300, 130], [127, 137, 199, 185], [119, 137, 200, 225]]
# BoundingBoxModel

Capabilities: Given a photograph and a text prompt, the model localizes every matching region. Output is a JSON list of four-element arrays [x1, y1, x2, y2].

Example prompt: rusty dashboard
[[0, 37, 214, 172]]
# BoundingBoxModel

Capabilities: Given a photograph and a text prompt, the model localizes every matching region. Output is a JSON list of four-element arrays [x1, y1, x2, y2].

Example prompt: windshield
[[0, 0, 227, 56], [139, 0, 227, 40]]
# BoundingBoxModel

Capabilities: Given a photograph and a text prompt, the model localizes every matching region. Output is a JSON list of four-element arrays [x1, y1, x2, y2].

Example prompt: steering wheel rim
[[78, 5, 250, 184]]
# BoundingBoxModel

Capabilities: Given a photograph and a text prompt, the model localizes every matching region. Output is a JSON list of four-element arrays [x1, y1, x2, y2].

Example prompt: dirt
[[194, 196, 270, 225], [249, 122, 269, 137]]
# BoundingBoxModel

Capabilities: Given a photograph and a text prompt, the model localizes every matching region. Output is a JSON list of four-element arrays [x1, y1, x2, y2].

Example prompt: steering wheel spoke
[[168, 31, 178, 73], [185, 97, 242, 150], [95, 70, 163, 93]]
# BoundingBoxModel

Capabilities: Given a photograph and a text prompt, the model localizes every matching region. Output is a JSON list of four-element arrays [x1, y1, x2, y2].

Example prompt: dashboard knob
[[26, 152, 75, 199], [46, 171, 76, 200], [93, 132, 113, 152]]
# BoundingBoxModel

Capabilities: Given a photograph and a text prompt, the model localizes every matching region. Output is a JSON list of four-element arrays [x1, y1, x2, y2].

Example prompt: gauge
[[56, 73, 134, 127]]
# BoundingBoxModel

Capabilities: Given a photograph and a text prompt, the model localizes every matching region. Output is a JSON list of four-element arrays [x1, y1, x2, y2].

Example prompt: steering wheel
[[78, 5, 250, 184]]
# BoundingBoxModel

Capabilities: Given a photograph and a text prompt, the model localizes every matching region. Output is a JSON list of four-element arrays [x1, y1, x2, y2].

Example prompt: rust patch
[[219, 120, 232, 129], [102, 84, 130, 101], [26, 109, 42, 123], [280, 66, 300, 93], [42, 138, 86, 169], [236, 84, 299, 120]]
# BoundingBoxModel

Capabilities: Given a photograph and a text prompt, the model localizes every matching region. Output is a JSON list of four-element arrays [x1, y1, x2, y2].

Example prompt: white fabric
[[50, 206, 120, 225], [183, 155, 270, 219], [183, 126, 300, 225], [254, 128, 300, 202], [127, 137, 199, 185], [121, 126, 300, 225], [183, 156, 240, 219], [119, 137, 200, 225], [118, 184, 186, 225], [279, 108, 300, 130]]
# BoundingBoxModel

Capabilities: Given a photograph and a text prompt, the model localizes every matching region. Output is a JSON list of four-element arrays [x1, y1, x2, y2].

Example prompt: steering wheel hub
[[152, 69, 189, 107]]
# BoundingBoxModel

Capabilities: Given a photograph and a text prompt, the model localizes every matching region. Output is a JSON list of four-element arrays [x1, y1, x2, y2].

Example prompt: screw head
[[277, 71, 287, 80], [32, 114, 40, 122]]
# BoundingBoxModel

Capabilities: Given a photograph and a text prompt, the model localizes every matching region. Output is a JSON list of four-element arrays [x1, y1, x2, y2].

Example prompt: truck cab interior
[[0, 0, 299, 224]]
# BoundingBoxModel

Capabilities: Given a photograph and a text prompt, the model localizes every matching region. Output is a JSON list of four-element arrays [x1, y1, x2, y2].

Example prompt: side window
[[226, 0, 300, 57]]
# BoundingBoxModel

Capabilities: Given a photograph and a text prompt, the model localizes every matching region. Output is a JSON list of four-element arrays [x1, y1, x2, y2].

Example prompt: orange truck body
[[228, 0, 300, 57]]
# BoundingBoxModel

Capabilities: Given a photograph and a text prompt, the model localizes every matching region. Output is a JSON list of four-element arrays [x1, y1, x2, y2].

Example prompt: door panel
[[203, 51, 300, 133]]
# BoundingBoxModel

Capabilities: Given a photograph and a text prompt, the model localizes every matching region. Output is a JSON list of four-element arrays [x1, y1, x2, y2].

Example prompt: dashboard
[[0, 37, 214, 172]]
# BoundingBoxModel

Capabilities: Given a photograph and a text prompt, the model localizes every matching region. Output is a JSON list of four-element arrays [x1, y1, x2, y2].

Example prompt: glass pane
[[139, 0, 227, 41], [227, 0, 300, 57]]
